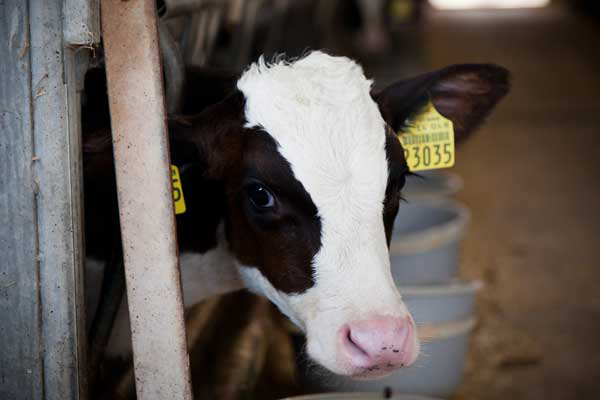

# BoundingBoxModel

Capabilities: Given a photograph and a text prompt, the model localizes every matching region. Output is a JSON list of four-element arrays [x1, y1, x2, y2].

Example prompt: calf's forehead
[[237, 53, 390, 219]]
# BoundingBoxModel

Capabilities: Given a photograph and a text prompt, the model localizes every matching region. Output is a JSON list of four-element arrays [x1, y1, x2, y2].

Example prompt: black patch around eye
[[229, 129, 322, 295]]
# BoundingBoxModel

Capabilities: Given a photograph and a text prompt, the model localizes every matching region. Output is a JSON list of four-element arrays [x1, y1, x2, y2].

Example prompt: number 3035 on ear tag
[[397, 102, 455, 172]]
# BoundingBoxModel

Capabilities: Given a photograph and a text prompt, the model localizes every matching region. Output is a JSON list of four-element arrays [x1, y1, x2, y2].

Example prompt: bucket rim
[[398, 279, 483, 296], [281, 393, 445, 400], [390, 200, 471, 255]]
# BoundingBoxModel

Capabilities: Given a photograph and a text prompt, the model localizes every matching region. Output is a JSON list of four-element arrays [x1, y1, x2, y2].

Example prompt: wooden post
[[101, 0, 193, 398]]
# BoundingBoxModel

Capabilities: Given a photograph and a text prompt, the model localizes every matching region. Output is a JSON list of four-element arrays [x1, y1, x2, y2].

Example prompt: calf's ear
[[372, 64, 510, 143], [169, 91, 246, 178]]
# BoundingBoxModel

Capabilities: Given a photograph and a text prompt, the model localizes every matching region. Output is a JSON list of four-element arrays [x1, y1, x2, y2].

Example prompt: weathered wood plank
[[1, 0, 90, 398], [102, 0, 193, 398], [63, 0, 100, 45], [28, 0, 88, 398], [0, 1, 44, 399]]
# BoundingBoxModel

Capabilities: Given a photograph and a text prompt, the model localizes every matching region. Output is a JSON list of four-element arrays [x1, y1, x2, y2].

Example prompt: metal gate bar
[[101, 0, 193, 399]]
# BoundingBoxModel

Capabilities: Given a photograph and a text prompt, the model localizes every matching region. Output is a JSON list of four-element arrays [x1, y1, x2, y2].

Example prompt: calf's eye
[[246, 184, 275, 210]]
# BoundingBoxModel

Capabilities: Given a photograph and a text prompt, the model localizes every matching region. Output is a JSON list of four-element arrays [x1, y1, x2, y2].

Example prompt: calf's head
[[177, 52, 509, 377]]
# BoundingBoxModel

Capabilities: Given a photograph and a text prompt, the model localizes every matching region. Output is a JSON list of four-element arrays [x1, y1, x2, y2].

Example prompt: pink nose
[[338, 315, 418, 375]]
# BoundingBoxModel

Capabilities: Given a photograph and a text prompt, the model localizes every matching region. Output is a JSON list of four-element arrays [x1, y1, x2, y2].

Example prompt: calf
[[84, 51, 509, 378]]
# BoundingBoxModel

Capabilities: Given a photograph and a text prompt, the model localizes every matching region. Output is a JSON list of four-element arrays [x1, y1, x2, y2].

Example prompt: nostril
[[339, 324, 371, 364], [347, 328, 369, 357]]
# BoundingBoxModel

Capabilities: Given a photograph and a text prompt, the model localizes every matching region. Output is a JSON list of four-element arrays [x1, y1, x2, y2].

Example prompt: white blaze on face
[[236, 52, 413, 375]]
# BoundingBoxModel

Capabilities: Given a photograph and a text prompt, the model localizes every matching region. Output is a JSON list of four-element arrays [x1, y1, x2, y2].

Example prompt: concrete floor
[[412, 4, 600, 400]]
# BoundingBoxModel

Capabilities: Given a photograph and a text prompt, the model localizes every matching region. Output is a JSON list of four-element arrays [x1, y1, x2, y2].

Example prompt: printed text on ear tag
[[397, 101, 455, 171], [171, 165, 186, 214]]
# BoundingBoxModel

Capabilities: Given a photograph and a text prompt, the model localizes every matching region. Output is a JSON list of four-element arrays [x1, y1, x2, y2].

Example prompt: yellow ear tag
[[398, 102, 455, 171], [171, 165, 186, 214]]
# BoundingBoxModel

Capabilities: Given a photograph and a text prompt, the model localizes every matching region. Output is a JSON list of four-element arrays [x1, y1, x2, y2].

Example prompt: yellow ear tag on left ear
[[171, 165, 186, 214], [398, 101, 455, 172]]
